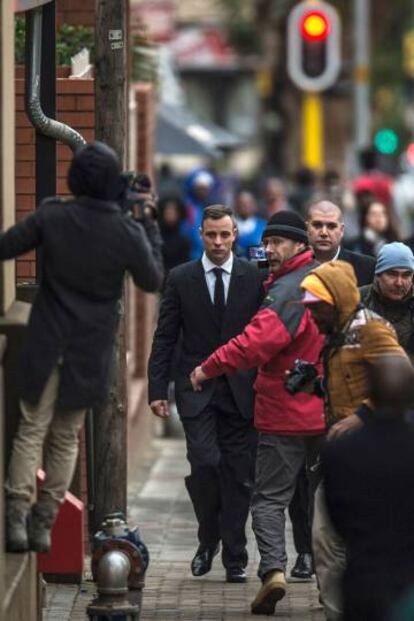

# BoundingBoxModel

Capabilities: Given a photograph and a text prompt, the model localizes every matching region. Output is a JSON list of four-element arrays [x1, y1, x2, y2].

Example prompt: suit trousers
[[182, 377, 256, 569], [251, 433, 322, 579], [289, 465, 312, 554], [5, 365, 86, 505]]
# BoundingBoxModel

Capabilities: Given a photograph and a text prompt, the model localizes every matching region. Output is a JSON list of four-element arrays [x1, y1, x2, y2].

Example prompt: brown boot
[[28, 500, 59, 553], [6, 497, 30, 552], [251, 570, 287, 615]]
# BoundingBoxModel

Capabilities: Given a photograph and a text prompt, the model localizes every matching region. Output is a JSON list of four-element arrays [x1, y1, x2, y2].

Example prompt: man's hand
[[190, 366, 208, 392], [133, 192, 158, 221], [328, 413, 363, 440], [150, 400, 170, 418]]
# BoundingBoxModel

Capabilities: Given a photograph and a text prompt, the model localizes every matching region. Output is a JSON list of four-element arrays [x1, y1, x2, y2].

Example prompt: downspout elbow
[[25, 8, 87, 152]]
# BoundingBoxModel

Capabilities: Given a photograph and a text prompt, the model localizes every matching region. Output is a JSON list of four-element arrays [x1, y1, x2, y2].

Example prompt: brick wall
[[56, 0, 95, 28], [15, 72, 94, 282]]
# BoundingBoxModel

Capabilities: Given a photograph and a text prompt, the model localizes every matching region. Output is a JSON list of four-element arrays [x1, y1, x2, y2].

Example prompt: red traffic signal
[[287, 1, 341, 92], [300, 10, 330, 42]]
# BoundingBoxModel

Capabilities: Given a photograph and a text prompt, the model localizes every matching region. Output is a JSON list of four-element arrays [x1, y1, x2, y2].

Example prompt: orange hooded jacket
[[306, 261, 408, 425]]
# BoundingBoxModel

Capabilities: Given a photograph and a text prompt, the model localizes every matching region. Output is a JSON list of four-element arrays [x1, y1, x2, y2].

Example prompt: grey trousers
[[251, 433, 322, 579], [312, 481, 346, 621], [5, 366, 86, 505]]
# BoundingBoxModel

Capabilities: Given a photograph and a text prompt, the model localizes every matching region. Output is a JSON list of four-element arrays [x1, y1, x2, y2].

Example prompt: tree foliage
[[15, 16, 94, 66]]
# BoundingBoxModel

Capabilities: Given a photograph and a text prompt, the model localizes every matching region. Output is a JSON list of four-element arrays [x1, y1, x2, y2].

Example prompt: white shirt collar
[[332, 246, 341, 261], [202, 252, 233, 274]]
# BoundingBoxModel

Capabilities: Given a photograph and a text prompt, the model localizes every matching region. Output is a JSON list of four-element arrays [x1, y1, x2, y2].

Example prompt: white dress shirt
[[201, 252, 233, 304]]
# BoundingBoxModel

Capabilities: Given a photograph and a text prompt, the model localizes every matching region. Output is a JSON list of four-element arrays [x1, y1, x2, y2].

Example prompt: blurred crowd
[[156, 147, 414, 275]]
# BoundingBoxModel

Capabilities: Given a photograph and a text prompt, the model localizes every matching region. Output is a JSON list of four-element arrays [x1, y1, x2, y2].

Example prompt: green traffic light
[[374, 129, 399, 155]]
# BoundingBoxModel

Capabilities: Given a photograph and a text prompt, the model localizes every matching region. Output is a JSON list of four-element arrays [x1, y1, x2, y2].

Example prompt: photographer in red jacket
[[191, 211, 326, 615]]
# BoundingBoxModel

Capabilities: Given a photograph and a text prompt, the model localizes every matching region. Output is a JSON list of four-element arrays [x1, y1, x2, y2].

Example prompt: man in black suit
[[286, 199, 376, 582], [306, 199, 375, 286], [148, 205, 264, 583]]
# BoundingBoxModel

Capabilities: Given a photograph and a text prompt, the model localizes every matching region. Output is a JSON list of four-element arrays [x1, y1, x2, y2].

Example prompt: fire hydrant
[[87, 512, 149, 620]]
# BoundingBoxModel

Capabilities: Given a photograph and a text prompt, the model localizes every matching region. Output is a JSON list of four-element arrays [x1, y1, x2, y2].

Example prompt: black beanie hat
[[262, 210, 308, 244], [68, 141, 123, 201]]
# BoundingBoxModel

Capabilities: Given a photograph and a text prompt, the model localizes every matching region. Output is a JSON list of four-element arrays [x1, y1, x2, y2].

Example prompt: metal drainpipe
[[25, 7, 87, 151]]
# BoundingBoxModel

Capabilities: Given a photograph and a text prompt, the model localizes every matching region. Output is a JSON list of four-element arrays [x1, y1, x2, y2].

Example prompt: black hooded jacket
[[0, 141, 164, 409]]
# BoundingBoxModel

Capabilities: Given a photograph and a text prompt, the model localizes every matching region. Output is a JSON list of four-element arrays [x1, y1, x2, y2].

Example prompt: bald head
[[306, 200, 343, 222], [306, 200, 345, 262]]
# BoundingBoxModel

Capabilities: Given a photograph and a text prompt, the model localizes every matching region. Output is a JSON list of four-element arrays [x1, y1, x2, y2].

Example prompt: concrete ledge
[[3, 553, 38, 621]]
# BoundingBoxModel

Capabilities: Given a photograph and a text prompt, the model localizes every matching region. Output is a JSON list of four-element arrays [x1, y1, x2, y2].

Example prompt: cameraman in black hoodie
[[1, 141, 163, 553]]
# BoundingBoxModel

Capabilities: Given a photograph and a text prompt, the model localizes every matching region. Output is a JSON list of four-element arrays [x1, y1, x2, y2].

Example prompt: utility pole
[[353, 0, 371, 163], [93, 0, 129, 532]]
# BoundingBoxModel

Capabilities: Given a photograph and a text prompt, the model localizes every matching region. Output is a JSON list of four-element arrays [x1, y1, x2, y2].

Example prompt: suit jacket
[[148, 257, 265, 418], [0, 197, 163, 409], [338, 247, 375, 286]]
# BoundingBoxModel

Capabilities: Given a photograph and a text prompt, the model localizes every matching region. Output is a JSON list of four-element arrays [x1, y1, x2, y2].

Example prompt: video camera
[[119, 172, 157, 221], [284, 359, 318, 395]]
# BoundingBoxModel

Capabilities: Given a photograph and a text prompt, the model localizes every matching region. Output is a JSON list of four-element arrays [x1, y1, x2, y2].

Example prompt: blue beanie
[[375, 242, 414, 274]]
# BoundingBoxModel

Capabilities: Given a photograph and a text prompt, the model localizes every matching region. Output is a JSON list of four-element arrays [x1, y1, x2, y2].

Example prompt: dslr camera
[[284, 359, 318, 395], [119, 172, 157, 221]]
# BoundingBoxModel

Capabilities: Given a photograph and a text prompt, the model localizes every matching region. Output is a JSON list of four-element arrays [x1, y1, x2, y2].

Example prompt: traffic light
[[287, 1, 341, 92], [374, 129, 399, 155]]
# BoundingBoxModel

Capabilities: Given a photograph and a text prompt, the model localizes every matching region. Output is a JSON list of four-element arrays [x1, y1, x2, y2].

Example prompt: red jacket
[[201, 250, 326, 435]]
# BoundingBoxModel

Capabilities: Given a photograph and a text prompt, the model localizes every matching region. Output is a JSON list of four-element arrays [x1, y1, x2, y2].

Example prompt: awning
[[156, 103, 243, 158]]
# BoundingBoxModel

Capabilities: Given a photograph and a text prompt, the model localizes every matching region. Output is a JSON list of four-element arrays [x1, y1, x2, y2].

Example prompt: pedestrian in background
[[148, 205, 264, 584], [360, 242, 414, 358], [181, 168, 217, 259], [306, 199, 375, 285], [262, 177, 290, 217], [234, 190, 266, 258], [3, 141, 164, 553], [158, 195, 191, 273], [289, 167, 317, 215], [191, 211, 325, 615], [348, 198, 400, 256]]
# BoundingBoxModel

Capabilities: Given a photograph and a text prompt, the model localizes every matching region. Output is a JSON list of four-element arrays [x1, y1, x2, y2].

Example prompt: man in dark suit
[[306, 199, 375, 286], [286, 199, 376, 582], [148, 205, 264, 583]]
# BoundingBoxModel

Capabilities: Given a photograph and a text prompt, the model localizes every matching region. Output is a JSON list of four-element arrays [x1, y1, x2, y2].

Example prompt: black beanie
[[262, 210, 308, 244], [68, 141, 123, 201]]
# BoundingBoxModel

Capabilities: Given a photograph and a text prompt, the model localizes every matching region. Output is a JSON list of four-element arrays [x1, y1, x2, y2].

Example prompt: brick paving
[[44, 437, 324, 620]]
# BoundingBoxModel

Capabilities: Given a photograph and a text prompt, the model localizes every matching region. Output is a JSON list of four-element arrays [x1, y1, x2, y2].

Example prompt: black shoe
[[290, 552, 314, 580], [226, 567, 247, 583], [191, 544, 220, 576]]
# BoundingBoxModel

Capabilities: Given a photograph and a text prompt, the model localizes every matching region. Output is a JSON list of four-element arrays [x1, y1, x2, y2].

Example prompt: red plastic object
[[36, 469, 84, 574]]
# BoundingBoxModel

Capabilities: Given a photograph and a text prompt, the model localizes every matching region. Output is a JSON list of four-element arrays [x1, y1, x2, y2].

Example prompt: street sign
[[287, 1, 341, 92]]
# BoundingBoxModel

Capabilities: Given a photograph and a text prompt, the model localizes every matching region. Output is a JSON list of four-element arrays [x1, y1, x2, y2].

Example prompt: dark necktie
[[213, 267, 225, 323]]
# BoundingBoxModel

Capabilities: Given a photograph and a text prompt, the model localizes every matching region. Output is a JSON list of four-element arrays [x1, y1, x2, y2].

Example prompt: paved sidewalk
[[45, 437, 324, 620]]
